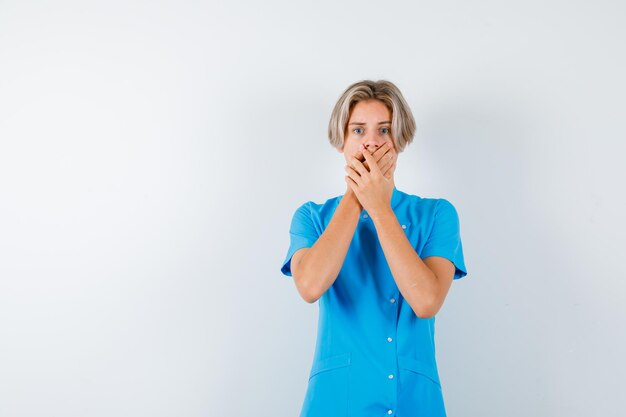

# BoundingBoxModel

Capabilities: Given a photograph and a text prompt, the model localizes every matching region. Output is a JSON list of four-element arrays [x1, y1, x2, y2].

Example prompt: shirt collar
[[390, 185, 402, 210]]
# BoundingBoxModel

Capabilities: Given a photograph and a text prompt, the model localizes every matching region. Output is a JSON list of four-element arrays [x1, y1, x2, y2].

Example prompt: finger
[[360, 145, 382, 176], [355, 152, 370, 171], [387, 160, 396, 179], [381, 148, 396, 178], [383, 148, 397, 170], [380, 152, 393, 173], [355, 153, 370, 171], [383, 162, 396, 180], [349, 155, 369, 176], [359, 144, 390, 171], [373, 142, 392, 162], [372, 144, 393, 172], [344, 164, 363, 186], [345, 175, 358, 188]]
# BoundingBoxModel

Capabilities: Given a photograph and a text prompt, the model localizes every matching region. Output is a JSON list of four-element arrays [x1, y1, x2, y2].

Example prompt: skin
[[291, 99, 456, 318], [339, 99, 397, 214]]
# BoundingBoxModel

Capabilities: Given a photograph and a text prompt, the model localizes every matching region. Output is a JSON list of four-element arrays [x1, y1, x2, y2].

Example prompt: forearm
[[300, 191, 361, 301], [370, 207, 439, 318]]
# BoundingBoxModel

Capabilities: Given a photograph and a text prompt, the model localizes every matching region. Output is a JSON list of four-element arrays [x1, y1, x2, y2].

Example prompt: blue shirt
[[280, 185, 468, 417]]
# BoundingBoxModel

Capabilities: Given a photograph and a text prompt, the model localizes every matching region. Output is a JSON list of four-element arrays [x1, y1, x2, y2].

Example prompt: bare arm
[[370, 207, 455, 318], [291, 188, 362, 303]]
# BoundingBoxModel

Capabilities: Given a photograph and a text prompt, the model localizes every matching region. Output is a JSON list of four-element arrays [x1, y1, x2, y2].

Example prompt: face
[[339, 99, 396, 163]]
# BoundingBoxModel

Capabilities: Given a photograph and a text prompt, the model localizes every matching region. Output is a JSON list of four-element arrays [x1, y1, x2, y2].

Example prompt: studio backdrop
[[0, 1, 624, 416]]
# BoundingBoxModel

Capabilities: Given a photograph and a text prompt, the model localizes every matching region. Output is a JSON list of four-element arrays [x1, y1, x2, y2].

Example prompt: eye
[[353, 127, 363, 134], [380, 127, 390, 134]]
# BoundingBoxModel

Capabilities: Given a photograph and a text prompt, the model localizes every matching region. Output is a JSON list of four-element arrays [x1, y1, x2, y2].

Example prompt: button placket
[[386, 293, 399, 412]]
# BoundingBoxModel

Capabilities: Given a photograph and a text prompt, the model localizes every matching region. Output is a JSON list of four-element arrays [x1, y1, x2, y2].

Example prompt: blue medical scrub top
[[280, 186, 468, 417]]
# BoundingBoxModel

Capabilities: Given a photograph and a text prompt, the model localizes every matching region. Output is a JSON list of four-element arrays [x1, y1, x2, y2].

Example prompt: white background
[[1, 1, 625, 416]]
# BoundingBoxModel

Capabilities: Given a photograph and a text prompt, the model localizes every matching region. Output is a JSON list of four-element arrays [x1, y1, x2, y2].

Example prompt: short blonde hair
[[328, 79, 416, 153]]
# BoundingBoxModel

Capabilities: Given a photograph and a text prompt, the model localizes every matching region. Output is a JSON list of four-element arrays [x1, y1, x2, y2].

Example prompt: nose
[[364, 140, 388, 153], [362, 129, 393, 153]]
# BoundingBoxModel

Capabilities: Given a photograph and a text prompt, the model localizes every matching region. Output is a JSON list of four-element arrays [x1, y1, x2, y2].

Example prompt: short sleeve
[[420, 198, 468, 280], [280, 202, 320, 277]]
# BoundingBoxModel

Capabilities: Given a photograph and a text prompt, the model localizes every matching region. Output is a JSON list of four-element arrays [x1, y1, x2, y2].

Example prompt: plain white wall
[[1, 1, 624, 416]]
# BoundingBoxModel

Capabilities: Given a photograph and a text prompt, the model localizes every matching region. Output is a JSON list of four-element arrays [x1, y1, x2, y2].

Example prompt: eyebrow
[[348, 121, 391, 125]]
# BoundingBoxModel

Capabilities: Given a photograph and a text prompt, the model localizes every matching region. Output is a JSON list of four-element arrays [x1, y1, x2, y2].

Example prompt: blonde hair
[[328, 79, 416, 153]]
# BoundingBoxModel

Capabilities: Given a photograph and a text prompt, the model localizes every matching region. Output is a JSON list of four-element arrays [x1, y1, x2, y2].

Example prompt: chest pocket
[[300, 352, 351, 417]]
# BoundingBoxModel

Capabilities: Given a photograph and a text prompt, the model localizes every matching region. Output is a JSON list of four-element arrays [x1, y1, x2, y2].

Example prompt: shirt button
[[387, 410, 393, 415], [363, 214, 369, 219], [401, 224, 406, 229], [387, 337, 393, 342], [389, 298, 396, 303], [388, 374, 394, 379]]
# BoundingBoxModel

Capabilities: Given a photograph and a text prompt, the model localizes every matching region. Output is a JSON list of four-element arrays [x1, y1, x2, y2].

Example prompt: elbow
[[293, 273, 321, 304], [415, 308, 435, 319], [412, 299, 440, 319], [409, 285, 443, 318], [301, 287, 321, 304], [298, 282, 319, 303], [303, 292, 320, 304]]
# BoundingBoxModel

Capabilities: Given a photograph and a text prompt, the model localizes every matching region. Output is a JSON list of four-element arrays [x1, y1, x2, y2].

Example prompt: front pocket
[[300, 353, 351, 417], [309, 352, 351, 380], [396, 356, 446, 417], [397, 356, 441, 387]]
